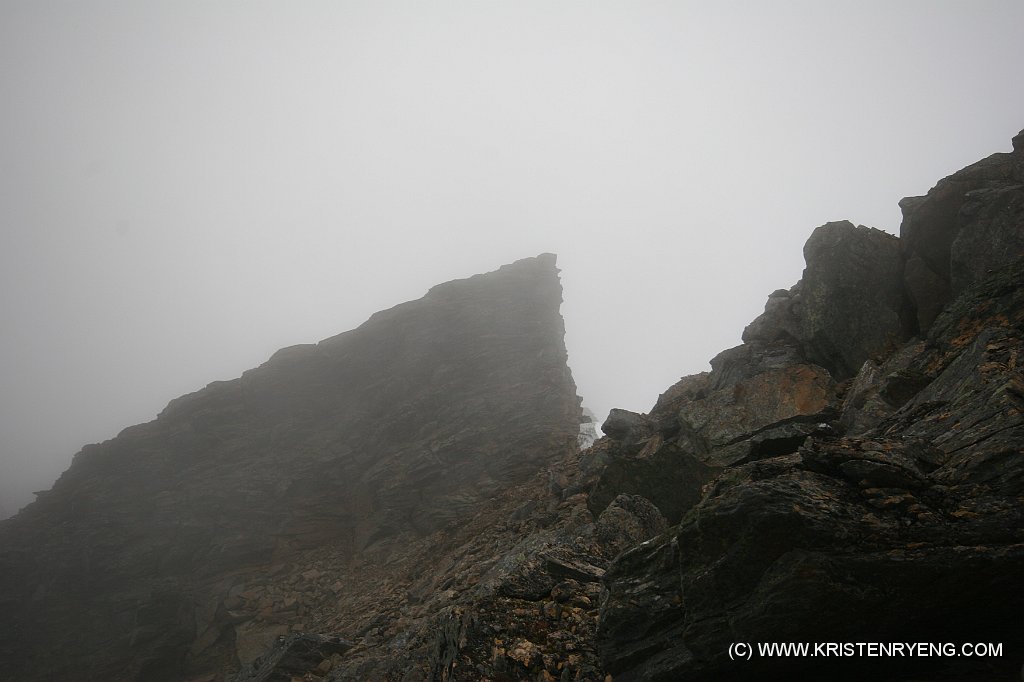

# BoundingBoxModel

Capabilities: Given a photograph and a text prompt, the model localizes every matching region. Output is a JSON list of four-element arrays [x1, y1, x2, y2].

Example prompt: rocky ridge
[[0, 254, 582, 681], [1, 129, 1023, 681], [593, 129, 1024, 681]]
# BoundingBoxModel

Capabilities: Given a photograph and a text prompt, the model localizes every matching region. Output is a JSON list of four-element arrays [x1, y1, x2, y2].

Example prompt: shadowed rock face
[[596, 130, 1024, 681], [798, 221, 914, 377], [741, 220, 914, 381], [0, 254, 581, 682], [900, 135, 1024, 331]]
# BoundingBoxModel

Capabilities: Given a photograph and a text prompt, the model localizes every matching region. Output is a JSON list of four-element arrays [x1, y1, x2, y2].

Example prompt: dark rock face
[[678, 362, 833, 464], [3, 130, 1023, 682], [742, 221, 913, 380], [952, 184, 1024, 294], [601, 440, 1023, 681], [0, 254, 581, 682], [587, 443, 715, 524], [600, 408, 647, 441], [798, 221, 913, 378], [233, 634, 353, 682], [899, 132, 1024, 330], [596, 130, 1024, 681], [838, 341, 930, 435]]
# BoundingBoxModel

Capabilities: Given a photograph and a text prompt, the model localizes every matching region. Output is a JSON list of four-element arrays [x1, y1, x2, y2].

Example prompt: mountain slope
[[0, 253, 582, 681], [2, 129, 1022, 682]]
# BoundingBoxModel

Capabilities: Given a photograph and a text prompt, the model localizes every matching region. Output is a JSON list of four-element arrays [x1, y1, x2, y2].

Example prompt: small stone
[[550, 581, 575, 603], [543, 601, 562, 620]]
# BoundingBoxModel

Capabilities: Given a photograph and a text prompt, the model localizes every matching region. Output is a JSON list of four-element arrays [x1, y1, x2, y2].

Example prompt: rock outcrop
[[900, 131, 1024, 330], [741, 220, 913, 380], [2, 128, 1023, 682], [0, 254, 582, 681], [596, 130, 1024, 681]]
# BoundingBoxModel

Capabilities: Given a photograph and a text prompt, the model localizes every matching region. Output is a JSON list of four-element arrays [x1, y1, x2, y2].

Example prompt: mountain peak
[[0, 255, 581, 681]]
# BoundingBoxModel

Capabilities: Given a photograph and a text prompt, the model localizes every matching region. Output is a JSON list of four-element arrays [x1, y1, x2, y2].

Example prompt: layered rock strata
[[2, 129, 1022, 682], [0, 254, 582, 681], [595, 130, 1024, 681]]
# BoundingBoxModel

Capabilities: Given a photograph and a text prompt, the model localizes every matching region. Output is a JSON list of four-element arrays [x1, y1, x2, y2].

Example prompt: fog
[[2, 1, 1022, 519]]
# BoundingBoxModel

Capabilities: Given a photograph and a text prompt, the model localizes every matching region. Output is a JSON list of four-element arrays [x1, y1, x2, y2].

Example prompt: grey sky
[[2, 0, 1022, 518]]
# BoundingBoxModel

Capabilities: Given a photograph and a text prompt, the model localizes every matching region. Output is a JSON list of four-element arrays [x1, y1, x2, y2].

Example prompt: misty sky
[[2, 1, 1023, 518]]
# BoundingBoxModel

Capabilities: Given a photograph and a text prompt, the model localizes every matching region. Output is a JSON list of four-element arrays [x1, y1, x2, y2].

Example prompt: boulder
[[678, 363, 834, 457], [797, 221, 913, 378], [587, 443, 717, 523], [593, 494, 669, 558], [601, 408, 649, 442]]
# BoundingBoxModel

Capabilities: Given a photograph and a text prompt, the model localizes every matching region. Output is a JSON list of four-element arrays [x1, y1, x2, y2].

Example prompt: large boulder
[[678, 362, 833, 455], [797, 221, 913, 379], [742, 221, 914, 381], [587, 443, 717, 524]]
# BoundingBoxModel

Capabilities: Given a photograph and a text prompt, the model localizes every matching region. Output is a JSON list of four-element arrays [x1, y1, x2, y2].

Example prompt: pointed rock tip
[[503, 252, 558, 269], [486, 252, 560, 278], [421, 253, 562, 303]]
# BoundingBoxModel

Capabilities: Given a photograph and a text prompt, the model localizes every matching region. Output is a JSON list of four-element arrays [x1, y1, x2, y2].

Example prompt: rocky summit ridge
[[0, 253, 582, 681], [2, 129, 1024, 681]]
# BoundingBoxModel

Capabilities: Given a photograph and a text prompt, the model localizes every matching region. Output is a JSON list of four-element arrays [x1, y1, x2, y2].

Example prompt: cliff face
[[2, 130, 1023, 682], [594, 130, 1024, 681], [0, 254, 582, 681]]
